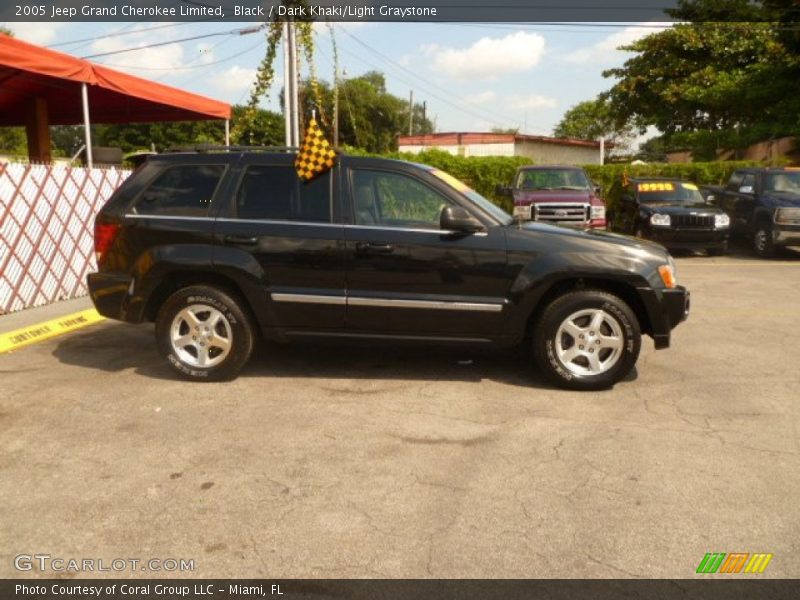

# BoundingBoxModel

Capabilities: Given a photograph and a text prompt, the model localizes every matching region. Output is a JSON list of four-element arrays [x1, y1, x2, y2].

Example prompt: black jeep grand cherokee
[[88, 152, 689, 390]]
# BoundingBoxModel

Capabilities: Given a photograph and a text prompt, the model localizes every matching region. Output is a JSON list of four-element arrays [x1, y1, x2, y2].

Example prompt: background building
[[397, 132, 605, 165]]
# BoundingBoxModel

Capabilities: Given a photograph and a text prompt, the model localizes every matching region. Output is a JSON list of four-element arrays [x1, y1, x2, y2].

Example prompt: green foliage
[[356, 149, 774, 212], [603, 2, 800, 158], [583, 161, 770, 199], [347, 148, 531, 212], [299, 71, 434, 154], [0, 127, 26, 156], [553, 97, 638, 155], [88, 106, 282, 153]]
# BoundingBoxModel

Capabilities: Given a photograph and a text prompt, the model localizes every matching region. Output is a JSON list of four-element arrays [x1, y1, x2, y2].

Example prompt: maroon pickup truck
[[499, 165, 607, 229]]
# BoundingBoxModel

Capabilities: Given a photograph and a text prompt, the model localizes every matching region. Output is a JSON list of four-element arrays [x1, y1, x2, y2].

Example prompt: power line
[[81, 25, 264, 59], [47, 21, 206, 48], [336, 27, 550, 134], [93, 38, 262, 72]]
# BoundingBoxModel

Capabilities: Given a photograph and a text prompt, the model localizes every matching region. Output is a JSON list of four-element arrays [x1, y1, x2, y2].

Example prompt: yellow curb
[[0, 308, 105, 354]]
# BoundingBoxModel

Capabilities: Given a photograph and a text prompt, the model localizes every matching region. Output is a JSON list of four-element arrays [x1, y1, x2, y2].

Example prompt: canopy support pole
[[225, 119, 230, 147], [81, 83, 93, 168]]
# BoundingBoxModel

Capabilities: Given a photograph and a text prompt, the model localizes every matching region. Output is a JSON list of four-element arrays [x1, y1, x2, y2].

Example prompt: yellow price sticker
[[682, 182, 698, 190], [638, 182, 675, 192]]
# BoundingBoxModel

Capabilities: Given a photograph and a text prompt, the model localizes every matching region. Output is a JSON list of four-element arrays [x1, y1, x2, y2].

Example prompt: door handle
[[355, 242, 394, 254], [224, 235, 258, 245]]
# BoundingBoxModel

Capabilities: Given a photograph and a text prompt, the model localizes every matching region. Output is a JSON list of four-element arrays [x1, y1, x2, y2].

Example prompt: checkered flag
[[295, 118, 337, 181]]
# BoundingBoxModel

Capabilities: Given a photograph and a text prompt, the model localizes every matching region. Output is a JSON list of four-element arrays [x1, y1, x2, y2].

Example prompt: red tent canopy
[[0, 35, 231, 126]]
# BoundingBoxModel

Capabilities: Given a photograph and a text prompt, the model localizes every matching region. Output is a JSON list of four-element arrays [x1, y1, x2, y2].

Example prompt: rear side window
[[235, 165, 331, 222], [133, 165, 225, 217]]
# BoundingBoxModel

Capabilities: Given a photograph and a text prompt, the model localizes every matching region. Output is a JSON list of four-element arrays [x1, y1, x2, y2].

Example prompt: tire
[[707, 244, 727, 257], [533, 290, 641, 391], [753, 224, 776, 258], [155, 285, 255, 381]]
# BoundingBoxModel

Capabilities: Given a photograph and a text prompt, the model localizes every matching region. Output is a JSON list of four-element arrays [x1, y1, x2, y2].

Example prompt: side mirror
[[705, 194, 716, 205], [440, 206, 484, 233], [495, 184, 512, 197], [594, 185, 602, 196], [739, 185, 754, 194]]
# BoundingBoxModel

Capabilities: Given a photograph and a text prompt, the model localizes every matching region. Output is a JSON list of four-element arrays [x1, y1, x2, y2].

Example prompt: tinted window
[[727, 171, 745, 190], [352, 169, 451, 229], [236, 166, 331, 222], [134, 165, 224, 217]]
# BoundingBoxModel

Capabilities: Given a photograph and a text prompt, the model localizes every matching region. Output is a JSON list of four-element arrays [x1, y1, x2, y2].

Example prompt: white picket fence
[[0, 162, 132, 314]]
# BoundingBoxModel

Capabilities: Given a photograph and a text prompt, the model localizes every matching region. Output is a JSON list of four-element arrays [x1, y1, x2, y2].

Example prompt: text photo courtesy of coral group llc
[[1, 0, 799, 598]]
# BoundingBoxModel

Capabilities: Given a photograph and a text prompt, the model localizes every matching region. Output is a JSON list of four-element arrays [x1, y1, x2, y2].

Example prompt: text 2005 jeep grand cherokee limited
[[88, 152, 689, 391]]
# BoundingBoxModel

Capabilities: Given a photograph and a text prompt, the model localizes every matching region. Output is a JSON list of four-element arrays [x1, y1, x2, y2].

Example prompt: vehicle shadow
[[52, 323, 603, 390], [670, 242, 800, 261]]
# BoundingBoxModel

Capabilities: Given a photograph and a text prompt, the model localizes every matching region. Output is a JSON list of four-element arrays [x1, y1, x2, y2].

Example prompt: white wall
[[515, 141, 601, 165], [398, 141, 601, 164]]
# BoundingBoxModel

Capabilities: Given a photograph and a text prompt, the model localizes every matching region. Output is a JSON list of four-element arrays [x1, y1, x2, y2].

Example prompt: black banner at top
[[4, 0, 686, 23]]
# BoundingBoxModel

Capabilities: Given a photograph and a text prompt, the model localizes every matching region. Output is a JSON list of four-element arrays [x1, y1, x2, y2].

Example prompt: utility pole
[[599, 138, 605, 165], [408, 90, 414, 136], [333, 64, 340, 147], [288, 22, 299, 146], [283, 21, 300, 147], [283, 22, 291, 147], [422, 101, 426, 131]]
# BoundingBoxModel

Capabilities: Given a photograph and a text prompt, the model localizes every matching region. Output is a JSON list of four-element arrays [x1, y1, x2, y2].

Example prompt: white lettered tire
[[155, 285, 255, 381], [533, 290, 641, 390]]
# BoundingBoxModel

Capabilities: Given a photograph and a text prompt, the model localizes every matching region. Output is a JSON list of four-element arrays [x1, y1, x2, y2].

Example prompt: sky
[[2, 20, 670, 138]]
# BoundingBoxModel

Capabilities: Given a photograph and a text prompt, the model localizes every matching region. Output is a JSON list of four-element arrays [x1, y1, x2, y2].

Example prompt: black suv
[[607, 177, 730, 255], [88, 152, 689, 390]]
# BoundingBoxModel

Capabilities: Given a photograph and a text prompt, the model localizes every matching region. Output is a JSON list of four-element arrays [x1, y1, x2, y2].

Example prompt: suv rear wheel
[[155, 285, 255, 381], [533, 290, 641, 390]]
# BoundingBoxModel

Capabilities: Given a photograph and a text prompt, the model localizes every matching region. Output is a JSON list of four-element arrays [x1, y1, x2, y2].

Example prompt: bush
[[348, 146, 773, 212], [345, 147, 531, 212]]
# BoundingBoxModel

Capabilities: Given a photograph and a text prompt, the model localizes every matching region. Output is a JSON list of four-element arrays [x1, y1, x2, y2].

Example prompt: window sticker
[[638, 182, 675, 192]]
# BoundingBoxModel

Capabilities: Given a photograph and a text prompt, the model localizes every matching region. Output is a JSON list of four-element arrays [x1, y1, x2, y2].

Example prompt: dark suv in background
[[607, 176, 730, 255], [89, 151, 689, 391]]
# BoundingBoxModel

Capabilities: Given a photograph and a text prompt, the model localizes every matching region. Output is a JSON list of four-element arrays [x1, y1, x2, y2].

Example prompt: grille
[[671, 214, 715, 228], [534, 203, 589, 223]]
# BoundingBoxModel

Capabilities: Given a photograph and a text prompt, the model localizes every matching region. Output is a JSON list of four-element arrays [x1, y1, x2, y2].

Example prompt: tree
[[603, 1, 800, 158], [89, 106, 283, 153], [553, 97, 638, 155], [297, 71, 434, 153], [0, 26, 13, 36]]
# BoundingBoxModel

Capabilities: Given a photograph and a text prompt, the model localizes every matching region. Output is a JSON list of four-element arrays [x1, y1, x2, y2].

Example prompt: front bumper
[[643, 226, 729, 249], [773, 224, 800, 247], [637, 285, 690, 350]]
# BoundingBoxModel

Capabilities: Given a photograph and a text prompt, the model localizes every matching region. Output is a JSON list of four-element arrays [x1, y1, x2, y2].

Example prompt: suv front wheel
[[533, 290, 641, 390], [155, 285, 255, 381]]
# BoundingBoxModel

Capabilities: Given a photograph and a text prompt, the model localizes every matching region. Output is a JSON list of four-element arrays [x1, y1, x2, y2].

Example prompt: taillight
[[94, 221, 121, 266]]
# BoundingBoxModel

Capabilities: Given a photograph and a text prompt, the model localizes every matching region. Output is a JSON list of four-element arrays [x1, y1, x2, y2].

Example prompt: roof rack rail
[[164, 145, 300, 153]]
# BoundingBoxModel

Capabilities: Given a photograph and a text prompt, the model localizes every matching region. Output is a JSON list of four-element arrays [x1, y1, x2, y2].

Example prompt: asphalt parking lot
[[1, 247, 799, 579]]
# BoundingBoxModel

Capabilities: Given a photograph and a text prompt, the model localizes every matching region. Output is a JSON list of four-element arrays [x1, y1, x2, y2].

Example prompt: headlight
[[775, 207, 800, 225], [714, 213, 730, 229], [650, 213, 671, 227], [590, 205, 606, 220]]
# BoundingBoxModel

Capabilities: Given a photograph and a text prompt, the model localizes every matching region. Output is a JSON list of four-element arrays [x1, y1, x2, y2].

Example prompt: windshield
[[515, 168, 590, 191], [637, 181, 705, 204], [766, 171, 800, 193], [429, 168, 513, 225]]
